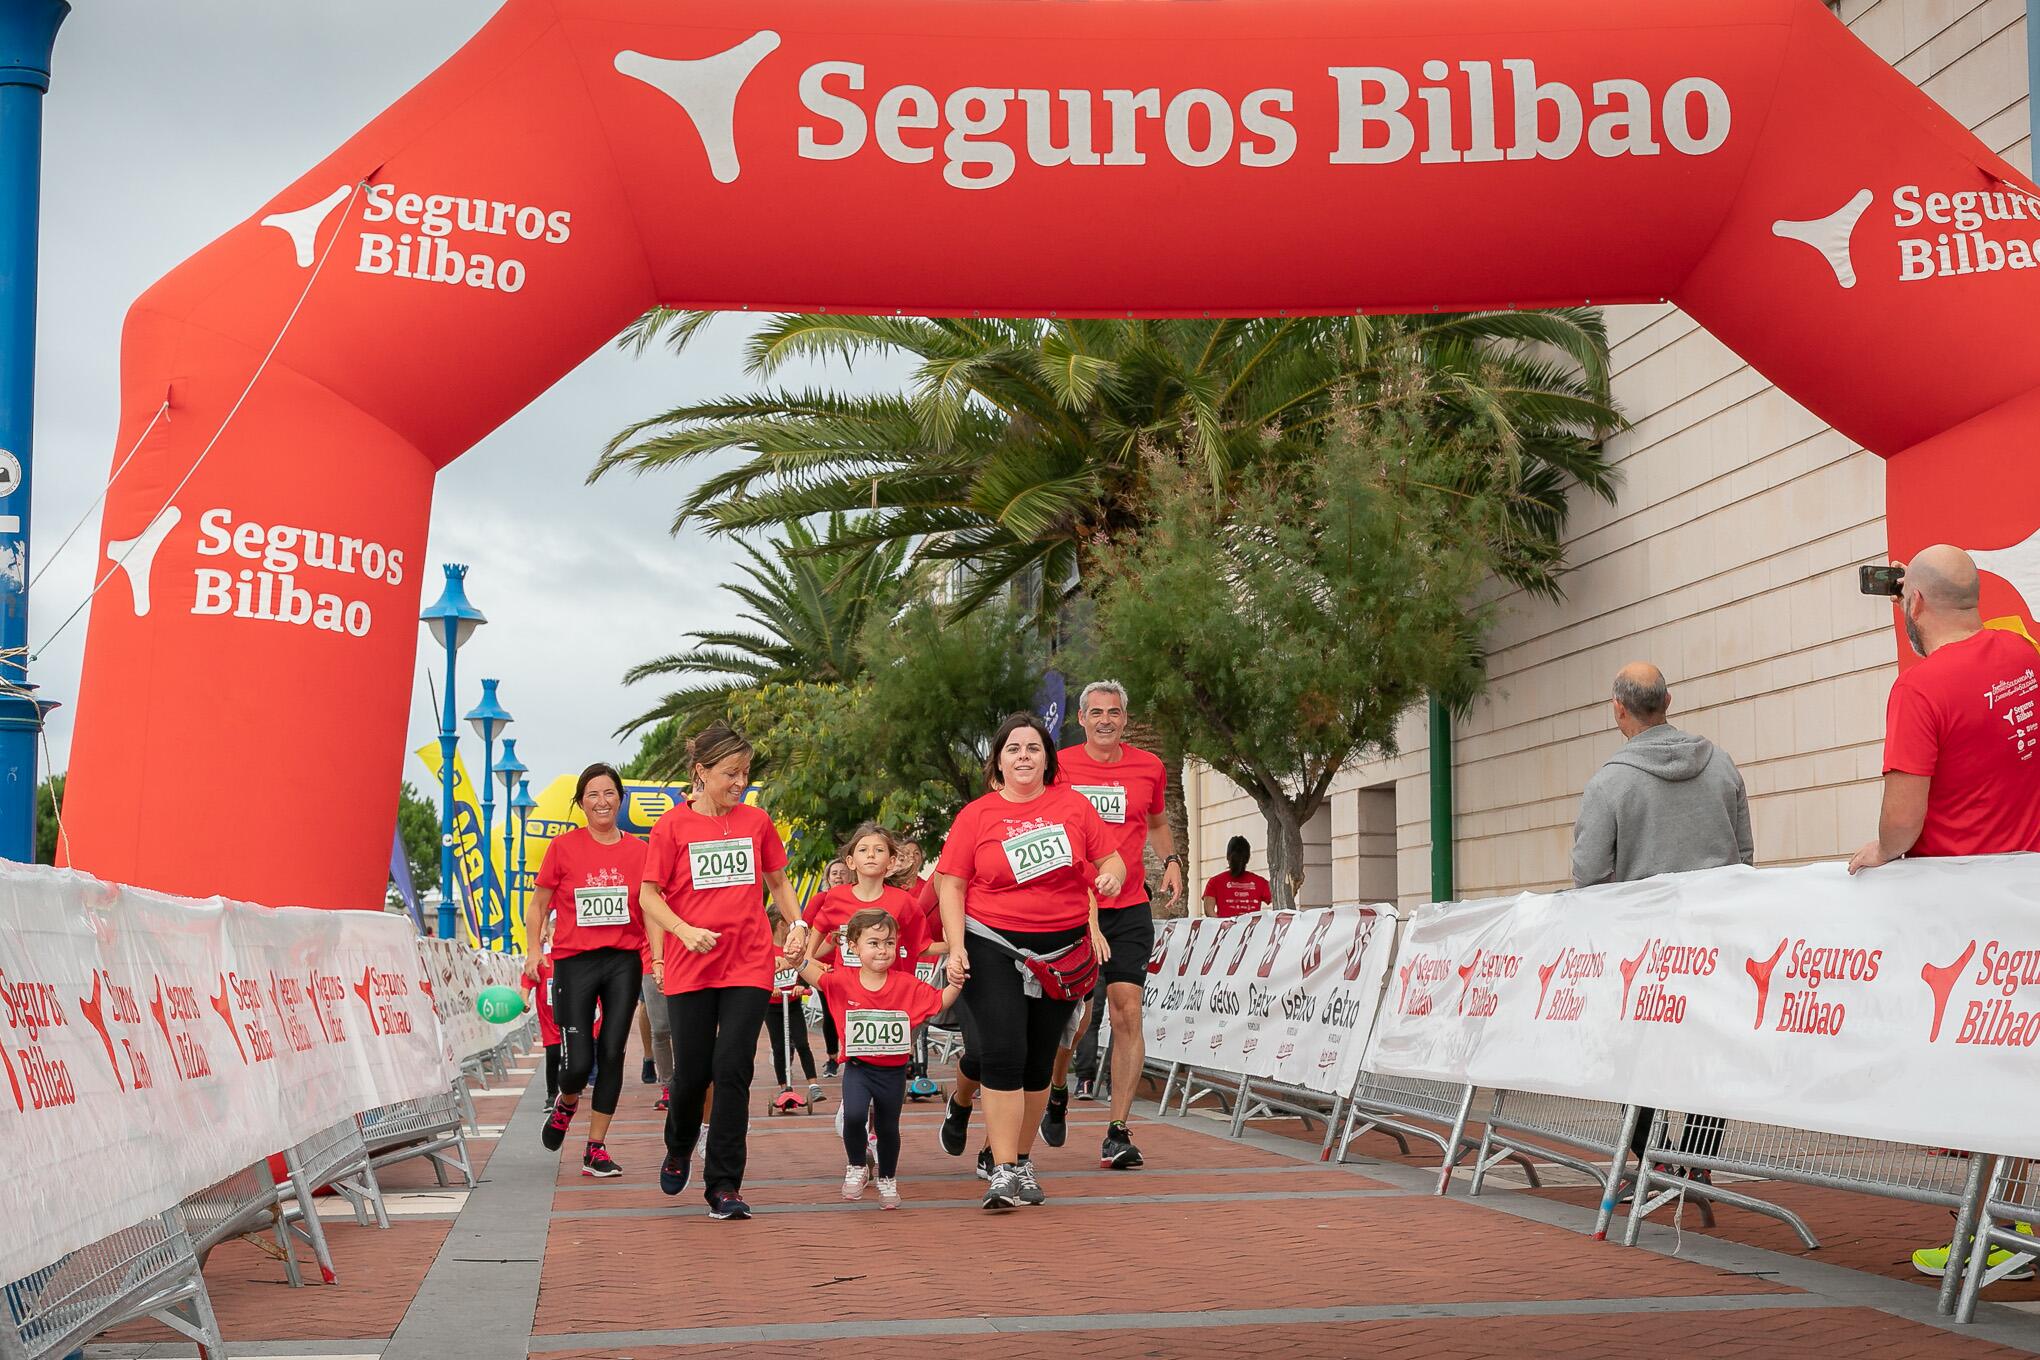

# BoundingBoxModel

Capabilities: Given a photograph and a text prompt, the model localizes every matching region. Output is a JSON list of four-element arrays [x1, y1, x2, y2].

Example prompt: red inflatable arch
[[62, 0, 2040, 909]]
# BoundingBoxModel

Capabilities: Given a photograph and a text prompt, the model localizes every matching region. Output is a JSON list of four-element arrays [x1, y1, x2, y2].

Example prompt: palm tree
[[617, 513, 911, 775]]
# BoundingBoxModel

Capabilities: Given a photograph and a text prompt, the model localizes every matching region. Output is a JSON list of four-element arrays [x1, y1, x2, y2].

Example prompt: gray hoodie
[[1570, 723, 1755, 888]]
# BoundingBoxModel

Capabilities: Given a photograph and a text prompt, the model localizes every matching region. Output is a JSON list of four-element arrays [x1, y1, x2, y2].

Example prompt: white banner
[[1362, 856, 2040, 1160], [0, 864, 457, 1286], [418, 937, 522, 1065], [1144, 903, 1397, 1097]]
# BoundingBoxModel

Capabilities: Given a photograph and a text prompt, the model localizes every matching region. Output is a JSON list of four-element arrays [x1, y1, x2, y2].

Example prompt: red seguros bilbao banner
[[62, 0, 2040, 910]]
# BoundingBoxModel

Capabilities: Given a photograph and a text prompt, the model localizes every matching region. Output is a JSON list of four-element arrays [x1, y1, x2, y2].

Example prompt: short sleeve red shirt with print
[[1055, 742, 1168, 909], [534, 827, 650, 959], [804, 883, 926, 969], [644, 801, 788, 995], [935, 785, 1109, 933], [1884, 629, 2040, 858], [815, 966, 946, 1067], [1204, 871, 1273, 918]]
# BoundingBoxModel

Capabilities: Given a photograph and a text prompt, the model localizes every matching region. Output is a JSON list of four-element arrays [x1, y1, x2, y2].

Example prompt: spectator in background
[[1841, 546, 2040, 1281], [1572, 662, 1752, 1183], [1202, 836, 1273, 917]]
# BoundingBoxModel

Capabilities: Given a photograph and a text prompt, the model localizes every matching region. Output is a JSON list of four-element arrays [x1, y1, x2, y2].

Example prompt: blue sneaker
[[659, 1153, 689, 1197]]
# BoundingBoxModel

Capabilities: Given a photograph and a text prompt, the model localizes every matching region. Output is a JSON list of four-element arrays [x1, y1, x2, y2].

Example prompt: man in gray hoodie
[[1571, 663, 1754, 888]]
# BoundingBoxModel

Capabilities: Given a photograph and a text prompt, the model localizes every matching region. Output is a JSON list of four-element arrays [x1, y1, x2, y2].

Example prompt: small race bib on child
[[915, 960, 940, 987], [573, 885, 630, 929], [773, 966, 799, 992], [1003, 824, 1073, 884], [689, 836, 755, 889], [845, 1008, 912, 1058], [1074, 784, 1127, 823]]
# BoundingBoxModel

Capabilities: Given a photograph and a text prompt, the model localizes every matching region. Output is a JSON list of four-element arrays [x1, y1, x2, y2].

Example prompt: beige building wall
[[1188, 0, 2032, 909]]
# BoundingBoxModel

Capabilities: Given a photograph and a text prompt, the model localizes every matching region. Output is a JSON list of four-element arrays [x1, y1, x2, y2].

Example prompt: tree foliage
[[34, 774, 63, 865], [391, 779, 442, 904]]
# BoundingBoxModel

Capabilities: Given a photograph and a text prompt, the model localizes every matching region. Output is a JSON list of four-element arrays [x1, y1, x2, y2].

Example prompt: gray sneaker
[[982, 1163, 1023, 1210], [1014, 1156, 1046, 1206], [975, 1145, 995, 1181]]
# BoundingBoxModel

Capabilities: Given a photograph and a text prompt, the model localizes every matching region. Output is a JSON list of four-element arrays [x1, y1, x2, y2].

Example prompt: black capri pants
[[958, 925, 1082, 1091], [552, 947, 642, 1117]]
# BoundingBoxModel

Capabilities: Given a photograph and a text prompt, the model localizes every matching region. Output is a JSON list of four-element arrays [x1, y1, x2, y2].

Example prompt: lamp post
[[510, 776, 537, 958], [494, 737, 528, 945], [465, 679, 511, 949], [419, 565, 484, 940]]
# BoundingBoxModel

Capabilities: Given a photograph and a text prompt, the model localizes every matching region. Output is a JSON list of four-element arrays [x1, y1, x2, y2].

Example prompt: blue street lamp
[[465, 679, 511, 948], [419, 565, 484, 940], [494, 737, 528, 943], [510, 776, 538, 957]]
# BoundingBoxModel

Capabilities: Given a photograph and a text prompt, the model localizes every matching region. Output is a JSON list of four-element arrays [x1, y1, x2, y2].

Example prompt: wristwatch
[[1162, 855, 1184, 869]]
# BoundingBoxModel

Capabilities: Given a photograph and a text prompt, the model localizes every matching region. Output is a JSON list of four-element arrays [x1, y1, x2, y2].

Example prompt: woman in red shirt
[[1202, 836, 1274, 918], [639, 722, 800, 1220], [522, 763, 649, 1178], [937, 712, 1125, 1210]]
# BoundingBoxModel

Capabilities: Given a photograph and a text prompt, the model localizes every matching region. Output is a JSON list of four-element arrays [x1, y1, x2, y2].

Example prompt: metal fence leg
[[1157, 1061, 1180, 1114], [1318, 1095, 1348, 1161], [1594, 1104, 1641, 1242], [1938, 1151, 1992, 1316], [1433, 1084, 1476, 1197], [283, 1151, 341, 1285], [1227, 1076, 1254, 1138], [1956, 1156, 2010, 1324]]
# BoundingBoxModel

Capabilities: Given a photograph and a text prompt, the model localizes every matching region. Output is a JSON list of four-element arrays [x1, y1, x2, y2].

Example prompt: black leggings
[[665, 986, 769, 1199], [842, 1060, 906, 1177], [553, 947, 641, 1117], [764, 995, 817, 1084], [544, 1043, 561, 1102], [819, 1001, 840, 1062], [958, 925, 1081, 1091]]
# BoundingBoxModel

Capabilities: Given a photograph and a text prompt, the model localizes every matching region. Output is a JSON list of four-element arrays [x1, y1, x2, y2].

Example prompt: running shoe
[[824, 1060, 840, 1079], [659, 1153, 689, 1197], [1040, 1085, 1070, 1148], [708, 1190, 752, 1220], [582, 1142, 622, 1178], [939, 1096, 971, 1156], [1074, 1078, 1096, 1102], [641, 1057, 656, 1084], [841, 1164, 870, 1200], [976, 1146, 995, 1181], [982, 1164, 1023, 1210], [1015, 1156, 1046, 1206], [654, 1085, 670, 1111], [1101, 1122, 1144, 1170], [876, 1176, 902, 1210], [807, 1082, 825, 1107], [1913, 1245, 2036, 1280], [542, 1095, 578, 1151]]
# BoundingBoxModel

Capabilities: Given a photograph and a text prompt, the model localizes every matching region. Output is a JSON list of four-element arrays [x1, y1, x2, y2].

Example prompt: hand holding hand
[[946, 945, 970, 986]]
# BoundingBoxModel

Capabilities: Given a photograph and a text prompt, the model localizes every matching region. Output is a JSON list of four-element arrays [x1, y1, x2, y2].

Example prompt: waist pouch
[[964, 918, 1098, 1002]]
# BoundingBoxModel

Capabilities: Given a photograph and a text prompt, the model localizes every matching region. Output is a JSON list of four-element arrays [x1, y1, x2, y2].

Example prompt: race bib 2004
[[844, 1008, 912, 1058], [1003, 824, 1074, 884], [573, 886, 631, 929], [1073, 784, 1127, 824], [689, 836, 755, 889]]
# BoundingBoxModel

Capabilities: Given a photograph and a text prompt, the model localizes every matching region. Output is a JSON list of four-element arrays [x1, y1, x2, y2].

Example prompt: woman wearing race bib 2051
[[937, 711, 1125, 1210], [638, 722, 800, 1221], [523, 762, 649, 1179]]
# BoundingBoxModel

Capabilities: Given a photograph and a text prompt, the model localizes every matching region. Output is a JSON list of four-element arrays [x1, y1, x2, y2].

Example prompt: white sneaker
[[876, 1176, 901, 1210], [841, 1164, 870, 1200]]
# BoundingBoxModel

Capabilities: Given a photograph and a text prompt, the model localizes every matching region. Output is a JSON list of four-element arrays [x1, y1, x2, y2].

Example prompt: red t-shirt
[[523, 951, 560, 1046], [815, 966, 946, 1067], [1204, 871, 1273, 918], [805, 883, 927, 968], [534, 827, 650, 959], [1885, 629, 2040, 857], [936, 786, 1110, 933], [644, 801, 789, 994], [1056, 742, 1167, 909], [914, 875, 943, 957]]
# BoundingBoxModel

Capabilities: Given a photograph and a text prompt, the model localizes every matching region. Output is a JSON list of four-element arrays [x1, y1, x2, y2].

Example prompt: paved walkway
[[90, 1031, 2040, 1358]]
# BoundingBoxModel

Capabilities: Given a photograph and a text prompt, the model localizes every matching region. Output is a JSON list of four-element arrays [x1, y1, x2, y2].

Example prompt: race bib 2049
[[844, 1008, 912, 1058], [573, 885, 631, 929], [689, 836, 756, 889], [1073, 784, 1127, 824], [1003, 824, 1074, 884]]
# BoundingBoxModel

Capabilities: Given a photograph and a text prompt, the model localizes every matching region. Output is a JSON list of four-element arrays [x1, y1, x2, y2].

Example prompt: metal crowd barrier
[[1334, 1073, 1482, 1192], [358, 1085, 476, 1189], [280, 1118, 389, 1270], [1954, 1156, 2040, 1323], [1, 1209, 224, 1360]]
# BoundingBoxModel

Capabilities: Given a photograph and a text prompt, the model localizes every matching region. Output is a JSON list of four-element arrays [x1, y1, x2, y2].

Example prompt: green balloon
[[477, 984, 525, 1025]]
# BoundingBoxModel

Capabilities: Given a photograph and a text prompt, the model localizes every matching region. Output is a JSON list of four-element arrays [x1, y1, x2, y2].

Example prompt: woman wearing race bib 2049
[[638, 722, 799, 1221], [936, 711, 1125, 1210], [523, 763, 649, 1179]]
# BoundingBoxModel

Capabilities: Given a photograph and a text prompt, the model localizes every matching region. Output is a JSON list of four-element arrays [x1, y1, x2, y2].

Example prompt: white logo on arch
[[261, 186, 352, 268], [105, 506, 181, 617], [1772, 188, 1873, 289], [615, 32, 781, 185]]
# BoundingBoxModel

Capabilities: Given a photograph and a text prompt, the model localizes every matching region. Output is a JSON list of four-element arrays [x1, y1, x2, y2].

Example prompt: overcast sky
[[31, 2, 908, 805]]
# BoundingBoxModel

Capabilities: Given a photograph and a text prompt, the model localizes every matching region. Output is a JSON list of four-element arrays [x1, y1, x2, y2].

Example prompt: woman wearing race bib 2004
[[638, 722, 800, 1221], [936, 711, 1125, 1210], [523, 763, 649, 1179]]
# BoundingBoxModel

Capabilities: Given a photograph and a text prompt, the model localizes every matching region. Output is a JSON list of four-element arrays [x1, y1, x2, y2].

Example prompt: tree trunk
[[1155, 739, 1192, 920], [1260, 795, 1307, 911]]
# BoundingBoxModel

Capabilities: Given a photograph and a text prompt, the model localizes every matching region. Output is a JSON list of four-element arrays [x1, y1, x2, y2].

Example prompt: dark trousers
[[841, 1060, 907, 1177], [544, 1043, 561, 1103], [958, 926, 1082, 1091], [764, 994, 818, 1084], [1631, 1107, 1727, 1161], [1071, 999, 1106, 1084], [554, 948, 641, 1117], [818, 1001, 840, 1063], [664, 986, 769, 1199]]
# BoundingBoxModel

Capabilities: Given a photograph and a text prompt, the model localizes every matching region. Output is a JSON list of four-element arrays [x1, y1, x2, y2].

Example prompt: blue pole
[[437, 630, 458, 939], [478, 729, 497, 947], [0, 0, 65, 863]]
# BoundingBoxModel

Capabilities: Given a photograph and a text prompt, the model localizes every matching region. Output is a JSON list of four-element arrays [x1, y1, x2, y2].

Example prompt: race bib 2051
[[1003, 824, 1074, 884]]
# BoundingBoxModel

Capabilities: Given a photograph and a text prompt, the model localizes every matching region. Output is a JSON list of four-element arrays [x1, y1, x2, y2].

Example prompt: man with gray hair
[[1571, 662, 1754, 888]]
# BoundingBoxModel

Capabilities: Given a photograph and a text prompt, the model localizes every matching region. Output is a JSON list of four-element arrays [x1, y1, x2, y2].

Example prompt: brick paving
[[89, 1030, 2040, 1358]]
